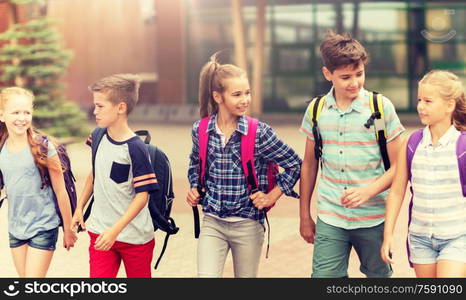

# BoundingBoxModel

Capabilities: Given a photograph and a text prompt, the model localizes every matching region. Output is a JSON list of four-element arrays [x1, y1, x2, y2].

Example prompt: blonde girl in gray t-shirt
[[0, 87, 77, 277]]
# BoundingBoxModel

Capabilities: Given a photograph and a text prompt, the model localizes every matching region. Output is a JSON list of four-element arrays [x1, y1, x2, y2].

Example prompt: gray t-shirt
[[86, 132, 159, 244], [0, 139, 60, 239]]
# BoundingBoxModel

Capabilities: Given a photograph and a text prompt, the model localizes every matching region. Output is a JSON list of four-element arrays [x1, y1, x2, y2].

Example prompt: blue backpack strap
[[90, 127, 107, 180], [457, 131, 466, 197], [133, 130, 179, 270], [78, 127, 106, 232]]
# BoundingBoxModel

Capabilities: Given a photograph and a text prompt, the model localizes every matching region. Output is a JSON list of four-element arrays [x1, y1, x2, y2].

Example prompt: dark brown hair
[[198, 52, 247, 118], [320, 30, 368, 72], [88, 73, 141, 115]]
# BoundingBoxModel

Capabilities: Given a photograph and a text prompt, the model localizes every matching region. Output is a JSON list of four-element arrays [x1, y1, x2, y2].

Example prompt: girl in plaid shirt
[[186, 53, 301, 277]]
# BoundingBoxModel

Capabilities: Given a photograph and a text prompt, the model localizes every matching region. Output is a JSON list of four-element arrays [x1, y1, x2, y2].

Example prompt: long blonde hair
[[0, 87, 62, 179], [419, 70, 466, 131], [198, 52, 247, 118]]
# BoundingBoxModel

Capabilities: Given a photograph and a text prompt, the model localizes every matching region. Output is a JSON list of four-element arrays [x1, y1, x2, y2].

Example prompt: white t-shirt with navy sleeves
[[86, 132, 159, 244]]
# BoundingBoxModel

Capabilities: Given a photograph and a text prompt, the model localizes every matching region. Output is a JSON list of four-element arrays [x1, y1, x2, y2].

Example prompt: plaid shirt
[[188, 114, 302, 223]]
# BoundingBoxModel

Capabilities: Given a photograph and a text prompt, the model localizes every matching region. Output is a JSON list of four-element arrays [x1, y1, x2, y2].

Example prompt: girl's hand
[[250, 191, 277, 210], [63, 228, 78, 251], [71, 209, 85, 232], [186, 187, 201, 207], [340, 187, 371, 208], [380, 237, 394, 264], [94, 228, 119, 251]]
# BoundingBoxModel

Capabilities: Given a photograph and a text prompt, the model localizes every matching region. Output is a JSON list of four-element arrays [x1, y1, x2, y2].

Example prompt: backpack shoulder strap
[[0, 140, 4, 190], [457, 131, 466, 197], [135, 129, 151, 144], [369, 91, 390, 171], [198, 117, 210, 186], [406, 129, 424, 182], [82, 128, 105, 231], [241, 116, 259, 192], [307, 94, 326, 126], [307, 95, 326, 163], [33, 134, 52, 188], [193, 117, 210, 239], [90, 127, 107, 178], [406, 128, 423, 268]]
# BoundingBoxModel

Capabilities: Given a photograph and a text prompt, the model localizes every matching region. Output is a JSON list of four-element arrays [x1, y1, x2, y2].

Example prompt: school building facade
[[0, 0, 465, 116], [184, 0, 466, 114]]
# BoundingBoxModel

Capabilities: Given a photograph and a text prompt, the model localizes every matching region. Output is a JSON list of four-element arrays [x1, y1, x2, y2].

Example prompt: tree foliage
[[0, 0, 88, 138]]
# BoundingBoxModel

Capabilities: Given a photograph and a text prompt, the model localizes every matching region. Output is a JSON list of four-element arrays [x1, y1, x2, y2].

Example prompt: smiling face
[[0, 94, 33, 137], [323, 62, 365, 102], [417, 83, 454, 126], [214, 75, 251, 118]]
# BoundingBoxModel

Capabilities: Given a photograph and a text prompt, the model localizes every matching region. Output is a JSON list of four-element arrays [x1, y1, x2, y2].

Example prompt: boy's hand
[[186, 187, 201, 207], [94, 227, 119, 251], [300, 217, 316, 244], [63, 228, 78, 251], [340, 187, 371, 208], [380, 237, 394, 264], [250, 191, 277, 210], [71, 209, 86, 232]]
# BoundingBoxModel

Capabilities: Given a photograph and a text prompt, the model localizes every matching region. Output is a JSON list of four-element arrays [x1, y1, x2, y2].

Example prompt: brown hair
[[88, 73, 141, 115], [198, 52, 247, 118], [419, 70, 466, 131], [0, 87, 62, 180], [319, 31, 368, 73]]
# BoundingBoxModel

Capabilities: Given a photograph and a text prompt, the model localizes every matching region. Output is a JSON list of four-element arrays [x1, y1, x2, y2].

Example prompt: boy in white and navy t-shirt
[[72, 74, 159, 278]]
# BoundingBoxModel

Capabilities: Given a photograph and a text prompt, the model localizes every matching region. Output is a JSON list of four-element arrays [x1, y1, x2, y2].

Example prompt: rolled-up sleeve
[[257, 123, 302, 198], [187, 120, 201, 189]]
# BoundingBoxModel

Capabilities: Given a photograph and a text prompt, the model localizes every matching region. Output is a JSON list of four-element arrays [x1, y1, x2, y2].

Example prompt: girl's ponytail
[[198, 53, 220, 118]]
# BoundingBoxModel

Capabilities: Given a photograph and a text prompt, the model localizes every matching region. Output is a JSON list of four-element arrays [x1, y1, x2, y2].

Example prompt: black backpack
[[0, 134, 78, 227], [81, 128, 179, 269]]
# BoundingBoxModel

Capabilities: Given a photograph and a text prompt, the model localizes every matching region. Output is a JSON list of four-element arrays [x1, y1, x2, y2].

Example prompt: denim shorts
[[9, 227, 59, 251], [409, 234, 466, 264]]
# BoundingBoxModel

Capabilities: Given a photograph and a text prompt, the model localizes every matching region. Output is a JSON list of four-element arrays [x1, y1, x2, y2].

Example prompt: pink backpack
[[192, 116, 278, 256]]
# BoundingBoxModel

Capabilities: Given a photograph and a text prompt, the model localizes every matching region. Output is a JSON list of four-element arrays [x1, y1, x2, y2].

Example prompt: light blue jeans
[[197, 214, 265, 277]]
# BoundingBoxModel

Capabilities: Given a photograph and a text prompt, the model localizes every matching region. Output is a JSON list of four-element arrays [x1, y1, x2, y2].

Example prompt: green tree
[[0, 0, 88, 138]]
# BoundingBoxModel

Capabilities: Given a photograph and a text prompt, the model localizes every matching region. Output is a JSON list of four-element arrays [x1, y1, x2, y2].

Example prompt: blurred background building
[[1, 0, 465, 120]]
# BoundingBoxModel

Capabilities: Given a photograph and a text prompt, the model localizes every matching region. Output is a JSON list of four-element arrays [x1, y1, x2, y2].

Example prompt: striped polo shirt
[[410, 125, 466, 239], [300, 87, 405, 229]]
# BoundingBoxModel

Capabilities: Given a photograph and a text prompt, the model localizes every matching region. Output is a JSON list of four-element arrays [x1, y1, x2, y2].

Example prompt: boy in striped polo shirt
[[299, 31, 405, 278], [72, 74, 159, 277]]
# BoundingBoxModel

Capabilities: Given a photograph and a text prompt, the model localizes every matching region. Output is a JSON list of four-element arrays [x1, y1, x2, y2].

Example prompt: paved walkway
[[0, 122, 418, 278]]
